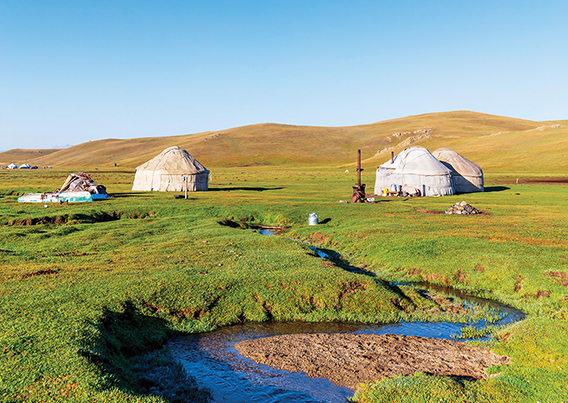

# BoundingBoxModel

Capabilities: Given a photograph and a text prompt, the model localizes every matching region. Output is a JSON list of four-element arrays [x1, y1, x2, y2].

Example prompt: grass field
[[1, 164, 567, 403]]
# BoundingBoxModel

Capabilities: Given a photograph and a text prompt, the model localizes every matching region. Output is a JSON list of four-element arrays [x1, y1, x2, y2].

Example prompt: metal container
[[308, 213, 318, 226]]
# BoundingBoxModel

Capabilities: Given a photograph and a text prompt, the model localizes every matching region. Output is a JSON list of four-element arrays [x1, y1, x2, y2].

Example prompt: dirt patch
[[235, 333, 508, 390], [54, 251, 93, 257], [21, 268, 58, 280], [535, 290, 552, 298], [416, 209, 445, 214], [546, 271, 568, 287], [493, 178, 568, 185]]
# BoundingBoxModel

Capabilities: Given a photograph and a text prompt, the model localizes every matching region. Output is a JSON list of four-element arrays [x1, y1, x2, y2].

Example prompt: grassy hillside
[[0, 149, 62, 167], [3, 111, 561, 173]]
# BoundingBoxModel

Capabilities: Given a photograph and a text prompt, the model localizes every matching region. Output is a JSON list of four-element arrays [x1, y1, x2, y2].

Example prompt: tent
[[7, 163, 17, 169], [132, 146, 209, 192], [59, 172, 108, 198], [432, 148, 484, 193], [374, 146, 454, 196]]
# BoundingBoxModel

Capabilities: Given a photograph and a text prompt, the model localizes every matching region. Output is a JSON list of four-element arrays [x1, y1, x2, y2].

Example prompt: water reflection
[[171, 294, 523, 403], [170, 323, 354, 403]]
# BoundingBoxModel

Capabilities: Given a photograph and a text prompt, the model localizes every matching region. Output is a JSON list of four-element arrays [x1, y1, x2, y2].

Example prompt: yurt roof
[[432, 148, 483, 178], [136, 146, 209, 174], [380, 146, 452, 176]]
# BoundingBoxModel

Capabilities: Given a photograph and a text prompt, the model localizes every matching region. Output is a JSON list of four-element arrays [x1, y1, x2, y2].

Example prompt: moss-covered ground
[[1, 167, 567, 402]]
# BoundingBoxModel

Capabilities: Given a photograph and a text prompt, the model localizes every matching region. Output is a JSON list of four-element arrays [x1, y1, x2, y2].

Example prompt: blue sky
[[1, 0, 567, 150]]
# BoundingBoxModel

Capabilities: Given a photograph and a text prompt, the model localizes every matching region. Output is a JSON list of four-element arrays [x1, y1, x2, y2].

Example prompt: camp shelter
[[132, 146, 209, 192], [7, 163, 17, 169], [432, 148, 484, 193], [374, 146, 454, 196]]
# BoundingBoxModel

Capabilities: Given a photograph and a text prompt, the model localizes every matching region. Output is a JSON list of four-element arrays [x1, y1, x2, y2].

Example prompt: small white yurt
[[374, 146, 454, 196], [432, 148, 484, 193], [7, 163, 17, 169], [132, 146, 209, 192]]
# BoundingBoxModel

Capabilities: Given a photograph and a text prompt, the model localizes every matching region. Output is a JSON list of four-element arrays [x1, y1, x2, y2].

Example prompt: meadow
[[1, 165, 567, 403]]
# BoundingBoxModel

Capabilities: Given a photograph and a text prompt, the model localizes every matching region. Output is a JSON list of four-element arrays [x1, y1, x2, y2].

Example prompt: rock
[[445, 201, 480, 215]]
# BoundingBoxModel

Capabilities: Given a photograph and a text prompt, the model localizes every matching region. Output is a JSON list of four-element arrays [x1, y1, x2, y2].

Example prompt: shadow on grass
[[208, 186, 284, 192], [311, 246, 376, 278], [79, 302, 210, 403], [483, 186, 510, 192], [111, 193, 156, 198]]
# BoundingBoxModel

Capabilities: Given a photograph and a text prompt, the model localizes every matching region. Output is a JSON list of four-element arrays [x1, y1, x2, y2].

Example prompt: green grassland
[[1, 111, 568, 402], [1, 165, 567, 403]]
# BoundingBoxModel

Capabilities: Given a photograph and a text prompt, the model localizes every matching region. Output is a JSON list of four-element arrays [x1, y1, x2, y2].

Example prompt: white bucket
[[308, 213, 318, 226]]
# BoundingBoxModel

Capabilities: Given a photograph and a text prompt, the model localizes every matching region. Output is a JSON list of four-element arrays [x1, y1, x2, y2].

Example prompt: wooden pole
[[358, 149, 362, 188], [184, 176, 188, 199]]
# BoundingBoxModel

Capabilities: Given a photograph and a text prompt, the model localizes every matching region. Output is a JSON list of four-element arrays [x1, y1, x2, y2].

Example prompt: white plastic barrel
[[308, 213, 318, 225]]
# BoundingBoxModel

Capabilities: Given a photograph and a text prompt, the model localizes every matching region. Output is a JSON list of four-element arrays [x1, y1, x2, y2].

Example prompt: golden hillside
[[1, 111, 565, 173]]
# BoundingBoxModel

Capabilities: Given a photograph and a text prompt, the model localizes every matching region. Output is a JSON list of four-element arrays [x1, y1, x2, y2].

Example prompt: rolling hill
[[1, 111, 566, 173]]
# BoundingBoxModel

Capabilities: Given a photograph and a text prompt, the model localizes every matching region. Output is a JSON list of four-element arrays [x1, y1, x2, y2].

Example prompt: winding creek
[[169, 231, 525, 403]]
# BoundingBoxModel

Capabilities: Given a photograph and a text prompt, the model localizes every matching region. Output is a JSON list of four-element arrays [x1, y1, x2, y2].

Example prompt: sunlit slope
[[0, 149, 62, 166], [2, 111, 561, 173], [396, 120, 568, 174]]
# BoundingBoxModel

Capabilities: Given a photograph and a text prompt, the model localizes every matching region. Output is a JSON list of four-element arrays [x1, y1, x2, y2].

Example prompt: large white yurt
[[432, 148, 484, 193], [132, 146, 209, 192], [374, 146, 454, 196]]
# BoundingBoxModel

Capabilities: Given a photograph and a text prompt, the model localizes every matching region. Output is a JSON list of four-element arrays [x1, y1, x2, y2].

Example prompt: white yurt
[[7, 163, 17, 169], [432, 148, 484, 193], [374, 146, 454, 196], [132, 146, 209, 192]]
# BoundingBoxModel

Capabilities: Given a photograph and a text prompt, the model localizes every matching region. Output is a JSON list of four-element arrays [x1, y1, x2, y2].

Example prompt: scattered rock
[[203, 133, 222, 143], [377, 129, 435, 155], [392, 131, 410, 138], [413, 128, 432, 135], [445, 201, 480, 215]]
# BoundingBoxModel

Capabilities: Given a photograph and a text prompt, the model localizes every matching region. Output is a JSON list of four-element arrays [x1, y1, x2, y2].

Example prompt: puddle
[[259, 229, 275, 235], [171, 294, 524, 403], [170, 323, 354, 403]]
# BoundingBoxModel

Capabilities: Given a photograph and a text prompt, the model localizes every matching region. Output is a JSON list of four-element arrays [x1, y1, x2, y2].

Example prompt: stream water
[[170, 234, 525, 403]]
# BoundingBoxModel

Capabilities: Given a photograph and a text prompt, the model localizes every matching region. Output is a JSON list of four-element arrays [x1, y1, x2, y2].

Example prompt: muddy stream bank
[[169, 236, 524, 403]]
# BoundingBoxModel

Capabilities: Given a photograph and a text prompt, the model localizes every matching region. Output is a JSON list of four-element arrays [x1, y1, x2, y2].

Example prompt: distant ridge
[[1, 111, 566, 173]]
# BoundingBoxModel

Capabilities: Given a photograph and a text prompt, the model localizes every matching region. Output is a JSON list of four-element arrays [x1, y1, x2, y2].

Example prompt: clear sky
[[1, 0, 567, 150]]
